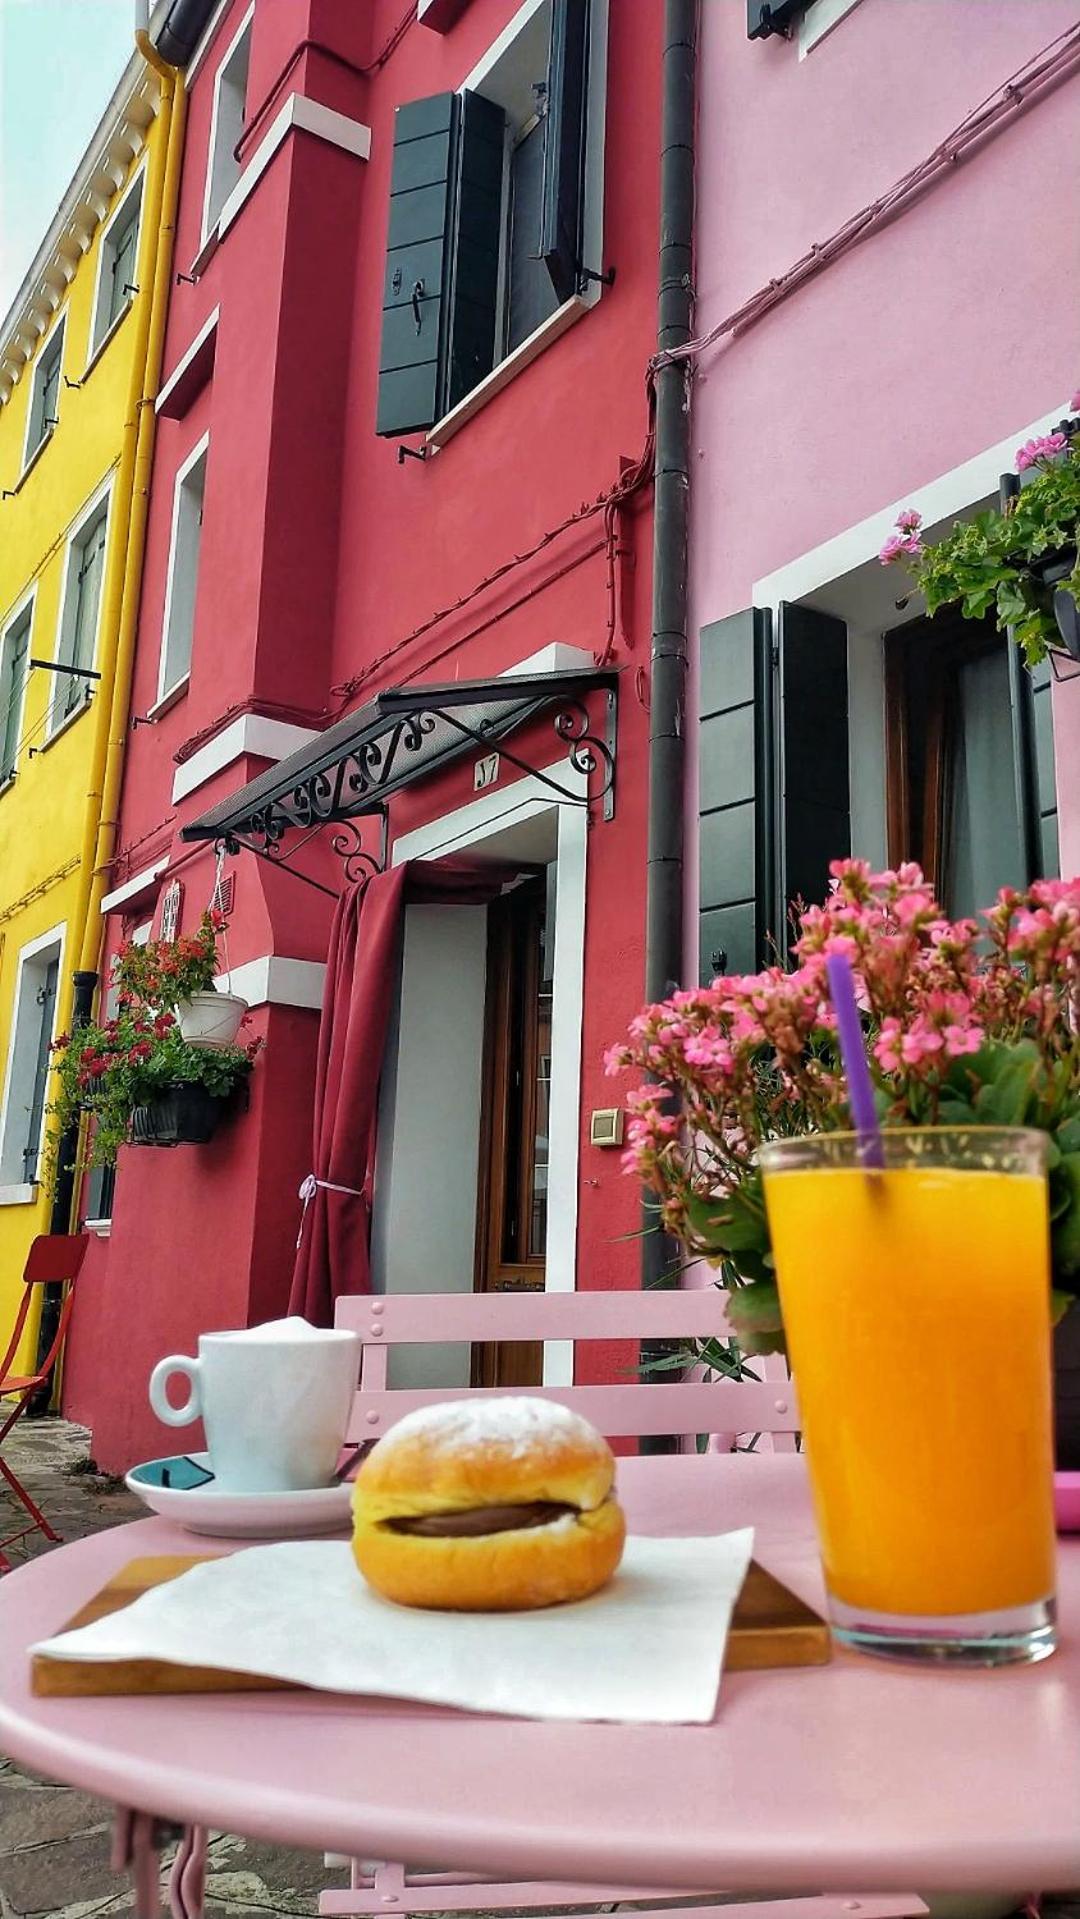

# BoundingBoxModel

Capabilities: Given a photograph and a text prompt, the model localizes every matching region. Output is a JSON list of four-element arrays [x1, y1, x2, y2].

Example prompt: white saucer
[[125, 1453, 353, 1538]]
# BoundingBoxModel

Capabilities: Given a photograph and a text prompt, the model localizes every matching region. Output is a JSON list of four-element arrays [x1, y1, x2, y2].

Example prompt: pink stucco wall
[[688, 0, 1080, 918]]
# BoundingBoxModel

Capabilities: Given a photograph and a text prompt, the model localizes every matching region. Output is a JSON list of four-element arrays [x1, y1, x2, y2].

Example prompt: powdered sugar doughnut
[[351, 1395, 626, 1611]]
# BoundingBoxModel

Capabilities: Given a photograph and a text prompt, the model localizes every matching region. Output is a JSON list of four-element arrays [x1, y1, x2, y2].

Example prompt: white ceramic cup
[[148, 1321, 361, 1493]]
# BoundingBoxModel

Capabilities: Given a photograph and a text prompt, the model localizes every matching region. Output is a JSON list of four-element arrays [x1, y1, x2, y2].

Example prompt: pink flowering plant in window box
[[880, 403, 1080, 667], [606, 862, 1080, 1360]]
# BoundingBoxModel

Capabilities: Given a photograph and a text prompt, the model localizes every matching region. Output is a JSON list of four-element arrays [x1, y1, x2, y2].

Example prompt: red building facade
[[64, 0, 663, 1471]]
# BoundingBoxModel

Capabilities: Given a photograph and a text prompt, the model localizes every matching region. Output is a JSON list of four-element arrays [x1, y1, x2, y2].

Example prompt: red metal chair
[[0, 1234, 89, 1572]]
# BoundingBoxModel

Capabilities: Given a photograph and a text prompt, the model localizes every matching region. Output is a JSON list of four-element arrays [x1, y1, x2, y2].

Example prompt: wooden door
[[473, 875, 553, 1388]]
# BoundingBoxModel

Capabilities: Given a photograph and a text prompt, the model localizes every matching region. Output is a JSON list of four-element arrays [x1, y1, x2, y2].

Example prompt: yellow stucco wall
[[0, 87, 168, 1374]]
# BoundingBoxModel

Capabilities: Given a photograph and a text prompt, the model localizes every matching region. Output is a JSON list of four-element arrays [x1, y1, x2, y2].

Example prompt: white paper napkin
[[33, 1531, 754, 1725]]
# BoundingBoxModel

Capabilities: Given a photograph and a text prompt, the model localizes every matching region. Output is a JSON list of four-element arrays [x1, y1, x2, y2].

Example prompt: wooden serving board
[[32, 1553, 830, 1698]]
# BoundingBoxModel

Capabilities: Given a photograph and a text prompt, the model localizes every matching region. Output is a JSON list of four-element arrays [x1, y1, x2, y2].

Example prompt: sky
[[0, 0, 136, 321]]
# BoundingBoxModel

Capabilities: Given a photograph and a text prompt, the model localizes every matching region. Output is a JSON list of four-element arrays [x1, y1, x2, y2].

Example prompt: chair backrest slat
[[335, 1288, 732, 1345], [335, 1288, 797, 1446], [1, 1235, 89, 1385]]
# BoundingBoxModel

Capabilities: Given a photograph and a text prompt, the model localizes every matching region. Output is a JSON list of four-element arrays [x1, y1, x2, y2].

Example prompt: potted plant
[[114, 908, 248, 1048], [46, 1005, 262, 1178], [879, 402, 1080, 666], [606, 864, 1080, 1467]]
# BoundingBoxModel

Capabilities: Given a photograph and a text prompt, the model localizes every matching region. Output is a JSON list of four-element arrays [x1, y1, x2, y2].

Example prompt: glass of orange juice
[[758, 1127, 1056, 1665]]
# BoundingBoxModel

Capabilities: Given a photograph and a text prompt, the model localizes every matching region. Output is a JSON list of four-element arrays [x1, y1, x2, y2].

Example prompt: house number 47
[[474, 753, 500, 792]]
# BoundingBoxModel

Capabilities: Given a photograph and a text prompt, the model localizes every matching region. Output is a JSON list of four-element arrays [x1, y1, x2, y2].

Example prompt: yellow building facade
[[0, 37, 184, 1370]]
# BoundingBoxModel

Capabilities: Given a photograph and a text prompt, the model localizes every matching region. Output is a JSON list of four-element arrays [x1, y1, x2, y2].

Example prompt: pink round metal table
[[1, 1454, 1078, 1897]]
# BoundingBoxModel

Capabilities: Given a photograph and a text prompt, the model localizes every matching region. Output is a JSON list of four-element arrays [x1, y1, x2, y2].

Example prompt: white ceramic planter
[[177, 990, 248, 1049]]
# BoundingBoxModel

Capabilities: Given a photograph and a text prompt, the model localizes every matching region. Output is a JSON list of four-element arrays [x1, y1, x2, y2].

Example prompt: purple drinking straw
[[825, 952, 885, 1170]]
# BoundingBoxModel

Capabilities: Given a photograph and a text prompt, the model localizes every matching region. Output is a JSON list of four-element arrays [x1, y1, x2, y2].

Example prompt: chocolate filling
[[385, 1501, 578, 1538]]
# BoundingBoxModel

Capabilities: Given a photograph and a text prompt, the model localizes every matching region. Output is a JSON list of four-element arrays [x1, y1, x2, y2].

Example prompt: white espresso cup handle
[[149, 1355, 202, 1428]]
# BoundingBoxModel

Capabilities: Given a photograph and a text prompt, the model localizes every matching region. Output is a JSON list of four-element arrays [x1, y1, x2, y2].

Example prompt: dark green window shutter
[[776, 602, 850, 931], [1008, 647, 1060, 883], [698, 604, 849, 984], [377, 91, 504, 437], [698, 609, 774, 982], [540, 0, 589, 304]]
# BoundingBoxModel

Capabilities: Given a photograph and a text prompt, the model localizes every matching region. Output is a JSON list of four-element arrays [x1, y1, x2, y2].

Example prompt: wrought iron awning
[[181, 669, 618, 881]]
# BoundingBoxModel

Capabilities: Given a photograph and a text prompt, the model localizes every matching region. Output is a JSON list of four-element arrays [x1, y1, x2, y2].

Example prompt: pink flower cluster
[[1015, 432, 1069, 473], [878, 507, 924, 566], [606, 862, 1080, 1254]]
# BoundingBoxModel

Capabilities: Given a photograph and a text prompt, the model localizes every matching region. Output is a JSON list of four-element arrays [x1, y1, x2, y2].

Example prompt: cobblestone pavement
[[0, 1414, 347, 1917]]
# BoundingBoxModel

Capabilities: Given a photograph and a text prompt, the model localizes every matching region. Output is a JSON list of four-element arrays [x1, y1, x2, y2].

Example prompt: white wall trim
[[504, 642, 594, 677], [217, 94, 373, 244], [391, 762, 589, 1388], [85, 155, 146, 368], [214, 954, 326, 1010], [158, 429, 211, 703], [0, 920, 66, 1191], [100, 857, 169, 917], [799, 0, 862, 58], [172, 715, 320, 804], [752, 400, 1073, 613], [155, 306, 220, 416], [428, 298, 591, 448]]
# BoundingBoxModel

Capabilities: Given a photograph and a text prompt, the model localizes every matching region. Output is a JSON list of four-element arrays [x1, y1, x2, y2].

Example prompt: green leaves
[[684, 1181, 768, 1258], [726, 1283, 787, 1357]]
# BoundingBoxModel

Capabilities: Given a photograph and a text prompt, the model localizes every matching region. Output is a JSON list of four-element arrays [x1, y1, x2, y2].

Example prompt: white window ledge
[[100, 856, 170, 917], [41, 693, 93, 753], [426, 294, 594, 450], [799, 0, 862, 57], [0, 1183, 37, 1207], [83, 1216, 112, 1238], [82, 298, 133, 382], [147, 676, 190, 722], [13, 428, 54, 493]]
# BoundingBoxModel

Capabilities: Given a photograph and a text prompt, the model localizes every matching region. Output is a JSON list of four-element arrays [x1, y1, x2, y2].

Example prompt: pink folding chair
[[327, 1289, 925, 1919], [0, 1233, 90, 1572]]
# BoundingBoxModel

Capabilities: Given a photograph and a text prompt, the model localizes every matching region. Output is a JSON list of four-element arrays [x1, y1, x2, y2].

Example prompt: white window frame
[[798, 0, 862, 58], [46, 477, 114, 743], [201, 3, 255, 246], [86, 161, 146, 369], [157, 431, 210, 707], [0, 921, 66, 1200], [428, 0, 609, 450], [0, 585, 36, 791], [20, 312, 66, 477]]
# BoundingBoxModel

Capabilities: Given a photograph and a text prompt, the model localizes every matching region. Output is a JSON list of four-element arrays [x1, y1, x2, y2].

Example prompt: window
[[0, 928, 64, 1192], [884, 613, 1058, 920], [159, 438, 209, 702], [89, 172, 144, 358], [50, 495, 109, 736], [0, 599, 32, 785], [202, 7, 253, 240], [376, 0, 606, 437], [797, 0, 861, 55], [22, 318, 65, 470], [474, 871, 555, 1388]]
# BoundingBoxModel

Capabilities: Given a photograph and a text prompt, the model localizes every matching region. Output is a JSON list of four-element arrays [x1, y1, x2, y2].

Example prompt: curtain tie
[[296, 1173, 366, 1248]]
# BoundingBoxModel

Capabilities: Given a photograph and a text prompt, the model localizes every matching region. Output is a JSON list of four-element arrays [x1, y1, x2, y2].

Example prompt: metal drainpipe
[[29, 971, 99, 1413], [640, 0, 697, 1452]]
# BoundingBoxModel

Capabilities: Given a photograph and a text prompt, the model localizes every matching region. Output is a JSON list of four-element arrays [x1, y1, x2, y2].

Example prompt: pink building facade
[[689, 0, 1080, 985]]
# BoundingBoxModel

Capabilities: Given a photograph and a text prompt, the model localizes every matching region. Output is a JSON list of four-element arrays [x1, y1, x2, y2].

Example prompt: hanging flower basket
[[880, 409, 1080, 667], [177, 990, 249, 1049], [130, 1084, 232, 1148]]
